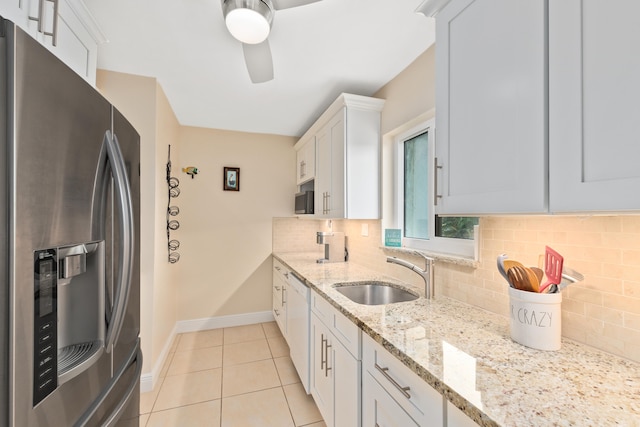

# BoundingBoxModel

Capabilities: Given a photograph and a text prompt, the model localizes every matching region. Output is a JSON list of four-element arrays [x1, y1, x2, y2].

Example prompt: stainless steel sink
[[332, 281, 419, 305]]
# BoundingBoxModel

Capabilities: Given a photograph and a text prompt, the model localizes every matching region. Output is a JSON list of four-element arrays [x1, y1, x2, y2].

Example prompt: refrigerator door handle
[[73, 339, 142, 427], [103, 130, 135, 353]]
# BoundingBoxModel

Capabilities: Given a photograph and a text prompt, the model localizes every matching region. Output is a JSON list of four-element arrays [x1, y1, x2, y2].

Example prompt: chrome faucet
[[386, 252, 435, 299]]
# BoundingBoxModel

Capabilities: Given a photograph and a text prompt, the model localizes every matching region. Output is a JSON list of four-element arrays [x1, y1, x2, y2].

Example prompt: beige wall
[[152, 83, 181, 366], [274, 42, 640, 364], [176, 127, 297, 320], [374, 46, 436, 135], [96, 71, 179, 374], [97, 70, 296, 380]]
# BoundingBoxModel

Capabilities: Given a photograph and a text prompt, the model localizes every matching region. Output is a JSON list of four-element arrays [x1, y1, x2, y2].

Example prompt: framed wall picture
[[224, 167, 240, 191]]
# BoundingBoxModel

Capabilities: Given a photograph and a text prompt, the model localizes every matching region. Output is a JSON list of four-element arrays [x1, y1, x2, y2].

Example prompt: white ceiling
[[84, 0, 435, 137]]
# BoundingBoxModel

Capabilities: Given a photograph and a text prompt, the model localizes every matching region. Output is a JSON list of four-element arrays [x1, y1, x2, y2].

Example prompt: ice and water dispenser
[[33, 241, 106, 405]]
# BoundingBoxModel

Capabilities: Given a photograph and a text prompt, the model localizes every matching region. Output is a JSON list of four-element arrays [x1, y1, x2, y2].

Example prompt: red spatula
[[539, 246, 564, 293]]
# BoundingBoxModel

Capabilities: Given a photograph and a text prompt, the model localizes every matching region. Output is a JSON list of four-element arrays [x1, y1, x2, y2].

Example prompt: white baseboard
[[175, 310, 275, 334], [140, 310, 275, 393]]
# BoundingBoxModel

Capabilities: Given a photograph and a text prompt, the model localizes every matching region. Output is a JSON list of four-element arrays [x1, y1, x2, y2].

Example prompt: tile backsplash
[[273, 215, 640, 363]]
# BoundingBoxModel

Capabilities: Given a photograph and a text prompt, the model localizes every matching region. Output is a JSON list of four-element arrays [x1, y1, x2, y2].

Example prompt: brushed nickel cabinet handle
[[434, 157, 443, 206], [320, 334, 326, 370], [374, 363, 411, 399], [324, 340, 332, 376], [28, 0, 59, 46]]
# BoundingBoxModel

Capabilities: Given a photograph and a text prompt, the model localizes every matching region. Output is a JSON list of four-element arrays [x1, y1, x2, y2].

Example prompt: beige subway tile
[[561, 298, 585, 316], [602, 232, 640, 250], [552, 231, 568, 244], [624, 312, 640, 331], [581, 276, 623, 295], [513, 229, 538, 243], [603, 322, 640, 346], [620, 264, 640, 282], [623, 281, 640, 298], [502, 240, 527, 254], [565, 231, 603, 247], [621, 216, 640, 233], [585, 333, 625, 357], [623, 249, 640, 266], [599, 263, 625, 280], [562, 311, 604, 336], [524, 217, 549, 230], [584, 303, 624, 326], [625, 340, 640, 362], [602, 294, 640, 316], [565, 287, 603, 306], [579, 246, 622, 265]]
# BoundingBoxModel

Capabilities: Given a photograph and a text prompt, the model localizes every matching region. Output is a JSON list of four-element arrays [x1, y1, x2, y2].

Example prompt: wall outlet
[[361, 223, 369, 237]]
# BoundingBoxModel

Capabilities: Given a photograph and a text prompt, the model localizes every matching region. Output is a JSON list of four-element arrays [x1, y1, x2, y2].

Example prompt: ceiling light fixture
[[222, 0, 275, 44]]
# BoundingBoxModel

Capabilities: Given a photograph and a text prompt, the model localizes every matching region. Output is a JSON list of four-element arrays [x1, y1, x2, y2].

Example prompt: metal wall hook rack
[[166, 145, 180, 263]]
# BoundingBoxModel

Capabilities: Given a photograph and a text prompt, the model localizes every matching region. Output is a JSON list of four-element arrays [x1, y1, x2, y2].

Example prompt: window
[[394, 119, 478, 257]]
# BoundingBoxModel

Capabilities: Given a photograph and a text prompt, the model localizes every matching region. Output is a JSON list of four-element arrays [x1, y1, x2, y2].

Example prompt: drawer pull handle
[[374, 363, 411, 399]]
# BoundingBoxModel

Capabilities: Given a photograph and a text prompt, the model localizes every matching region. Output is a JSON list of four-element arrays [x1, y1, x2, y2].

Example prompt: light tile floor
[[140, 322, 326, 427]]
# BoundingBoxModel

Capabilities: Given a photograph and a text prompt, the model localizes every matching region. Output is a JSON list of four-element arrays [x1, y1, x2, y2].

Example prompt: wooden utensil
[[508, 266, 539, 292], [530, 267, 544, 285]]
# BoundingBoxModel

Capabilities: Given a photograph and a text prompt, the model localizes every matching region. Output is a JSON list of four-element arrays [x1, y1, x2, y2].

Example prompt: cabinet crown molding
[[415, 0, 453, 17], [64, 0, 108, 43], [295, 93, 384, 149]]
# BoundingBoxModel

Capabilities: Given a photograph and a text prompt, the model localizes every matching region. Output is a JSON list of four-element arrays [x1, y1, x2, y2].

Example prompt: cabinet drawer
[[363, 371, 419, 427], [273, 258, 290, 282], [311, 291, 360, 359], [363, 333, 443, 425]]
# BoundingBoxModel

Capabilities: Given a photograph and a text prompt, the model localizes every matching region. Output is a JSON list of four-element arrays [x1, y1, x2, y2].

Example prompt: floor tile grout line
[[144, 323, 320, 426]]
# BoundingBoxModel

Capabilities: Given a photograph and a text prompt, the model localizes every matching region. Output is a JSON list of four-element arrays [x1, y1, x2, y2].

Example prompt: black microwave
[[295, 191, 314, 214]]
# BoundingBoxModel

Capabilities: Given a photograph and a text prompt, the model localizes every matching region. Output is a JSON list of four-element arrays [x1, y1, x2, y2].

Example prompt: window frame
[[393, 119, 477, 258]]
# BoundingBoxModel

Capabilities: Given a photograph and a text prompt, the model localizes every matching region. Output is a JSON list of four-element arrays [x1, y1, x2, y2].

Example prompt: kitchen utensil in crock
[[497, 254, 510, 283], [530, 267, 544, 285], [508, 265, 539, 292], [539, 246, 564, 293]]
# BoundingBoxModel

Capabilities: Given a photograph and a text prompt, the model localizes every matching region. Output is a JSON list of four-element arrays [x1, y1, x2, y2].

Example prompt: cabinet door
[[296, 137, 316, 185], [363, 372, 419, 427], [314, 111, 345, 218], [434, 0, 547, 214], [334, 338, 359, 427], [272, 263, 288, 337], [310, 313, 334, 426], [315, 123, 331, 218], [446, 401, 477, 427], [46, 0, 98, 84], [549, 0, 640, 212]]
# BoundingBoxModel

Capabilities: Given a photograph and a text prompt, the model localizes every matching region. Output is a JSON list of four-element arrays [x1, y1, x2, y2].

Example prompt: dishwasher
[[287, 272, 311, 393]]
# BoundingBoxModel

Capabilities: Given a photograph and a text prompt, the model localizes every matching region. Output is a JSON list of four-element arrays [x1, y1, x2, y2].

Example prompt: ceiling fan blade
[[272, 0, 321, 10], [243, 41, 274, 83]]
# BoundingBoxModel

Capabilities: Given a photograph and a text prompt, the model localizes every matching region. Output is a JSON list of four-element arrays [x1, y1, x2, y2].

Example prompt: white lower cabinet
[[287, 273, 310, 393], [310, 290, 360, 427], [362, 333, 443, 427], [363, 371, 419, 427], [272, 258, 289, 338], [446, 402, 477, 427]]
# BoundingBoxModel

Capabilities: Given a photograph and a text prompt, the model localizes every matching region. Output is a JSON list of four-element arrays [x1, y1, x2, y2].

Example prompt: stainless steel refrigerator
[[1, 17, 142, 426]]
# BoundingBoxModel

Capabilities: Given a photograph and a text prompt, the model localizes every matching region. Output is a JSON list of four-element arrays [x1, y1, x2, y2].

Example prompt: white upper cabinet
[[434, 0, 547, 215], [295, 136, 316, 185], [549, 0, 640, 212], [432, 0, 640, 214], [295, 93, 385, 219], [1, 0, 102, 84]]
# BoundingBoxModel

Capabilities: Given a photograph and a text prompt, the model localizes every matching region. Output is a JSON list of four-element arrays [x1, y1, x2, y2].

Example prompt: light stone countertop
[[273, 252, 640, 427]]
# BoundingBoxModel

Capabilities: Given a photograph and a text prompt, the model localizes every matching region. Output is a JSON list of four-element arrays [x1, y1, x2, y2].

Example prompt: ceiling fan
[[221, 0, 322, 83]]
